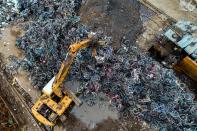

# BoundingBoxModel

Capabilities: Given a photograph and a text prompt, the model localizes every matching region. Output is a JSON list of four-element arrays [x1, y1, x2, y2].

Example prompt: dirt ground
[[0, 57, 44, 131], [0, 96, 18, 130], [0, 27, 41, 103], [80, 0, 143, 48]]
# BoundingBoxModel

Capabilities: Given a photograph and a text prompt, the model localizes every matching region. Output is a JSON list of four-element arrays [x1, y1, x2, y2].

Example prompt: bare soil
[[0, 26, 41, 103], [0, 56, 43, 131], [80, 0, 143, 48]]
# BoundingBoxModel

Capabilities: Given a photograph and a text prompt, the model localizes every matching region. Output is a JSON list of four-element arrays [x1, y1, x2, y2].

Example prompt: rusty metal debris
[[179, 0, 197, 12], [0, 0, 82, 27], [73, 40, 197, 130], [1, 0, 197, 130]]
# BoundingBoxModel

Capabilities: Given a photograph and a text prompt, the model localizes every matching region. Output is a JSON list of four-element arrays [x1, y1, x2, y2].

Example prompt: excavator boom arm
[[31, 35, 100, 126], [52, 38, 93, 97]]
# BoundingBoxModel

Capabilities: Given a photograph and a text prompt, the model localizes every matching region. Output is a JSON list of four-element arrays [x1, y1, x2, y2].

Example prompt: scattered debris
[[179, 0, 197, 12], [15, 0, 87, 88], [1, 0, 197, 130], [74, 40, 197, 130]]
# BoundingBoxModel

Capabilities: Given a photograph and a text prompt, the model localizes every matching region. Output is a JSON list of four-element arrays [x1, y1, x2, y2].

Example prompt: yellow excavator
[[31, 34, 100, 126], [149, 21, 197, 82]]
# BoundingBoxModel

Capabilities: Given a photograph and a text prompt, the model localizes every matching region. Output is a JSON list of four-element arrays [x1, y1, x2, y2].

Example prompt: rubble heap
[[16, 19, 88, 88], [0, 0, 81, 27], [11, 0, 84, 88], [0, 1, 16, 27], [2, 0, 197, 130], [72, 40, 197, 131]]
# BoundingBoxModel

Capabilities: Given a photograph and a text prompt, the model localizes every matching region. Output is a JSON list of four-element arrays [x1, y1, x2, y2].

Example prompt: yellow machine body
[[174, 56, 197, 82], [31, 36, 98, 126], [32, 94, 72, 126]]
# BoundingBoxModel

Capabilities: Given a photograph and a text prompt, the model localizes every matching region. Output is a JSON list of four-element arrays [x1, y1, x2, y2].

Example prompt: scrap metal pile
[[0, 0, 81, 27], [1, 0, 197, 130], [73, 41, 197, 130]]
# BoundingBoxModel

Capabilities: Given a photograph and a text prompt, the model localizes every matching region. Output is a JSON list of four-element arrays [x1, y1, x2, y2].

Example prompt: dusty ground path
[[80, 0, 143, 48], [0, 26, 41, 102]]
